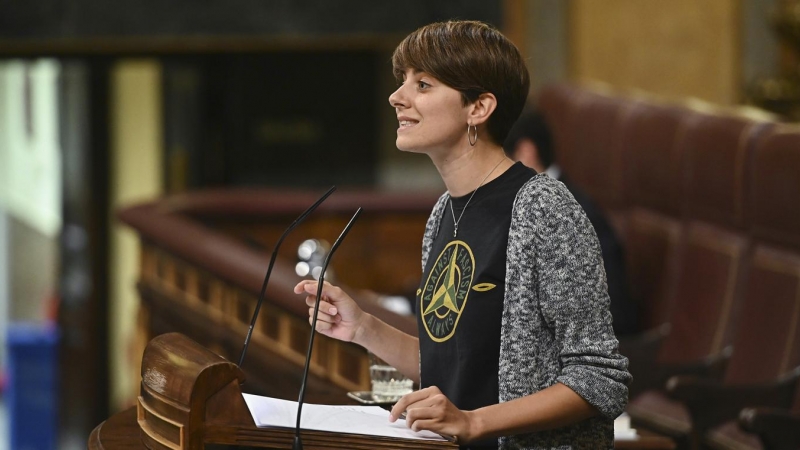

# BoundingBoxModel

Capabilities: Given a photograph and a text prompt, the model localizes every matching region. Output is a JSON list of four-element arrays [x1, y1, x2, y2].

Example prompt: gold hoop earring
[[467, 124, 478, 146]]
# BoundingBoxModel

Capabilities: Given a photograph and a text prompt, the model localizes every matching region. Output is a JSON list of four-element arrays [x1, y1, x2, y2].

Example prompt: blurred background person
[[504, 108, 638, 336]]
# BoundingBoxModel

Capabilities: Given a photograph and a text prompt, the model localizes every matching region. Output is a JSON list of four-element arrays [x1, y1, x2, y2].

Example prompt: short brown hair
[[392, 20, 530, 145]]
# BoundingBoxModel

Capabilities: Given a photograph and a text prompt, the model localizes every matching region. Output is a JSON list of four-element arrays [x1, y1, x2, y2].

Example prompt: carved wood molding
[[120, 188, 438, 396]]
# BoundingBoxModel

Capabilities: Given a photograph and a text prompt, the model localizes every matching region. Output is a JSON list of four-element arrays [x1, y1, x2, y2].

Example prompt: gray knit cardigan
[[421, 174, 631, 449]]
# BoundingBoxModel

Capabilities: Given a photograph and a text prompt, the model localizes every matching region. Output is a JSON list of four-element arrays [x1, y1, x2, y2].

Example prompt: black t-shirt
[[417, 162, 535, 449]]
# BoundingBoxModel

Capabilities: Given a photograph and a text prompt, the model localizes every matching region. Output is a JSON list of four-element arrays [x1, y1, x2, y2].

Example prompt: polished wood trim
[[119, 189, 433, 336], [91, 405, 675, 449]]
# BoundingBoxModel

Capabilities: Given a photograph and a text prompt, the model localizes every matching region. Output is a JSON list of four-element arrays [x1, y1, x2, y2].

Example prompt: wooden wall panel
[[569, 0, 740, 105]]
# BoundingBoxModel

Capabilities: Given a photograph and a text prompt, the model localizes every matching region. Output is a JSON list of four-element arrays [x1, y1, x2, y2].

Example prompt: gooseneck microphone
[[293, 207, 363, 450], [238, 186, 337, 368]]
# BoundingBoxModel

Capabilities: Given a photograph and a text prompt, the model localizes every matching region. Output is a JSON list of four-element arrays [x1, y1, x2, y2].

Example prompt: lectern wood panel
[[136, 333, 248, 450]]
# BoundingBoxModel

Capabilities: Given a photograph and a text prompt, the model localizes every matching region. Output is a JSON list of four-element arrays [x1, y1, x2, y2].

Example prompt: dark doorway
[[164, 51, 382, 191]]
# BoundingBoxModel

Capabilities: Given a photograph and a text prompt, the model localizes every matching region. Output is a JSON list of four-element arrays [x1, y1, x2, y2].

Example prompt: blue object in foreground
[[6, 322, 59, 450]]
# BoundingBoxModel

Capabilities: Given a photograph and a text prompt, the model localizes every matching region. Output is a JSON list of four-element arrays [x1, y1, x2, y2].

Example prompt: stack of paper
[[242, 394, 446, 442]]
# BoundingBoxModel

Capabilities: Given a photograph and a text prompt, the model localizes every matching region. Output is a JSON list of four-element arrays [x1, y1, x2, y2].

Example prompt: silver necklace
[[449, 157, 507, 238]]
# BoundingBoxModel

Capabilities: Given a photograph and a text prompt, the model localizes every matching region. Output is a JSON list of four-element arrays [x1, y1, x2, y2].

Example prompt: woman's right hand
[[293, 280, 367, 343]]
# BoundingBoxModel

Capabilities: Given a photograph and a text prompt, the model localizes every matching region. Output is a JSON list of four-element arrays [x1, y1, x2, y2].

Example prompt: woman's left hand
[[389, 386, 478, 443]]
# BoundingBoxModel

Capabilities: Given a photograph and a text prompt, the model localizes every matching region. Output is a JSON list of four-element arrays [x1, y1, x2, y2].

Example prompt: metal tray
[[346, 390, 402, 405]]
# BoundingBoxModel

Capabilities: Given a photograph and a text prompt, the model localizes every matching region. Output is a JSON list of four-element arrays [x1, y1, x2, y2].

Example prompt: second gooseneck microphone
[[238, 186, 336, 369], [293, 207, 363, 450]]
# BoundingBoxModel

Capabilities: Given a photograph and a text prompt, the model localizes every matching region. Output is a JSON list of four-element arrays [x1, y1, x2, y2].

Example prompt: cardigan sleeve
[[520, 177, 631, 419], [420, 193, 449, 272]]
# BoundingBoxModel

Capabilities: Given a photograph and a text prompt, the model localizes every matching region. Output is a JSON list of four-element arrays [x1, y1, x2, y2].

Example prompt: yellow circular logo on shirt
[[420, 240, 475, 342]]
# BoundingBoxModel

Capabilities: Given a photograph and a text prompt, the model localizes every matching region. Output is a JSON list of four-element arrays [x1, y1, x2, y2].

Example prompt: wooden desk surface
[[89, 407, 675, 450]]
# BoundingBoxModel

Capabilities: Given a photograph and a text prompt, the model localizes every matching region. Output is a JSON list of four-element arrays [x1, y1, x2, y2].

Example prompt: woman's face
[[388, 68, 470, 154]]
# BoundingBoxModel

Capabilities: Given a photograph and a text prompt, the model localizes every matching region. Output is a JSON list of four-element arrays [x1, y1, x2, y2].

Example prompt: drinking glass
[[368, 352, 413, 402]]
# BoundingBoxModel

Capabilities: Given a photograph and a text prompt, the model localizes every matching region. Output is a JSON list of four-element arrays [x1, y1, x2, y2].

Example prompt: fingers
[[308, 312, 339, 332], [389, 386, 439, 421], [293, 280, 363, 343], [297, 281, 343, 333], [389, 390, 418, 421], [389, 387, 461, 437], [407, 417, 441, 433], [403, 399, 450, 433], [293, 279, 335, 296], [294, 280, 338, 316], [304, 296, 338, 316], [293, 279, 320, 294], [308, 307, 340, 325]]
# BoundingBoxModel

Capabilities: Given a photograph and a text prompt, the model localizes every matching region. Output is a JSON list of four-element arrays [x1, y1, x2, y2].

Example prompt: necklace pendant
[[453, 225, 458, 238]]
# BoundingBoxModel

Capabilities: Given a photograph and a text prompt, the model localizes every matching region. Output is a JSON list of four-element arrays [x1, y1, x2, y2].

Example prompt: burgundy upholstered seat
[[627, 113, 773, 447], [665, 124, 800, 450], [619, 101, 691, 332]]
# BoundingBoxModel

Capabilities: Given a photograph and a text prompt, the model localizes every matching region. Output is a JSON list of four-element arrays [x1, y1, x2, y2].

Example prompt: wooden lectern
[[89, 332, 674, 449], [90, 332, 457, 449]]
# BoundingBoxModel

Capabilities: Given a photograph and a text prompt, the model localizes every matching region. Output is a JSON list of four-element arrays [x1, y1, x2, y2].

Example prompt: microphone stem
[[294, 207, 362, 449], [238, 186, 336, 369]]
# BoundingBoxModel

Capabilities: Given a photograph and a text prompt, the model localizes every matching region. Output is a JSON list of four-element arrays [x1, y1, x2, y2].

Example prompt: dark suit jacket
[[560, 174, 639, 336]]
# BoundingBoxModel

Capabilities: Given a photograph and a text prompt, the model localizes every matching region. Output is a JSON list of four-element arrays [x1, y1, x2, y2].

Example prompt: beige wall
[[0, 60, 62, 367], [569, 0, 741, 105], [109, 60, 164, 410]]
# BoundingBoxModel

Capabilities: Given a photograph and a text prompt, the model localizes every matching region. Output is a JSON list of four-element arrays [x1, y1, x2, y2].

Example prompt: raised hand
[[293, 280, 366, 343]]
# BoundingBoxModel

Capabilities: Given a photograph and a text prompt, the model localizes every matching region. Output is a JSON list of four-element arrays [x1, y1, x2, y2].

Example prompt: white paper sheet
[[242, 394, 446, 441]]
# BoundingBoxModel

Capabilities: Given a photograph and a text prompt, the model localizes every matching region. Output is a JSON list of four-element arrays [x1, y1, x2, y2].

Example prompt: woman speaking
[[294, 20, 630, 449]]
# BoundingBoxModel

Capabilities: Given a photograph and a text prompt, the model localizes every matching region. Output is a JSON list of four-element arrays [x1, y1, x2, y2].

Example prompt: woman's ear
[[468, 92, 498, 126]]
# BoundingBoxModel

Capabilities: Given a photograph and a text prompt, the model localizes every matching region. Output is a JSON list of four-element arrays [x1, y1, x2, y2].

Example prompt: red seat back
[[620, 102, 693, 329], [656, 224, 749, 364], [723, 125, 800, 385], [569, 92, 636, 210], [656, 114, 768, 364]]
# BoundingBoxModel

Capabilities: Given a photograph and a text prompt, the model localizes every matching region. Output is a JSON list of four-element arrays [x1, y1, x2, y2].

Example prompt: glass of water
[[368, 352, 413, 402]]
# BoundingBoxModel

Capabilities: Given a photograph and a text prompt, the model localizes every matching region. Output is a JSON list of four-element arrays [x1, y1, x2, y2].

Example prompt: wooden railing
[[119, 188, 439, 404]]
